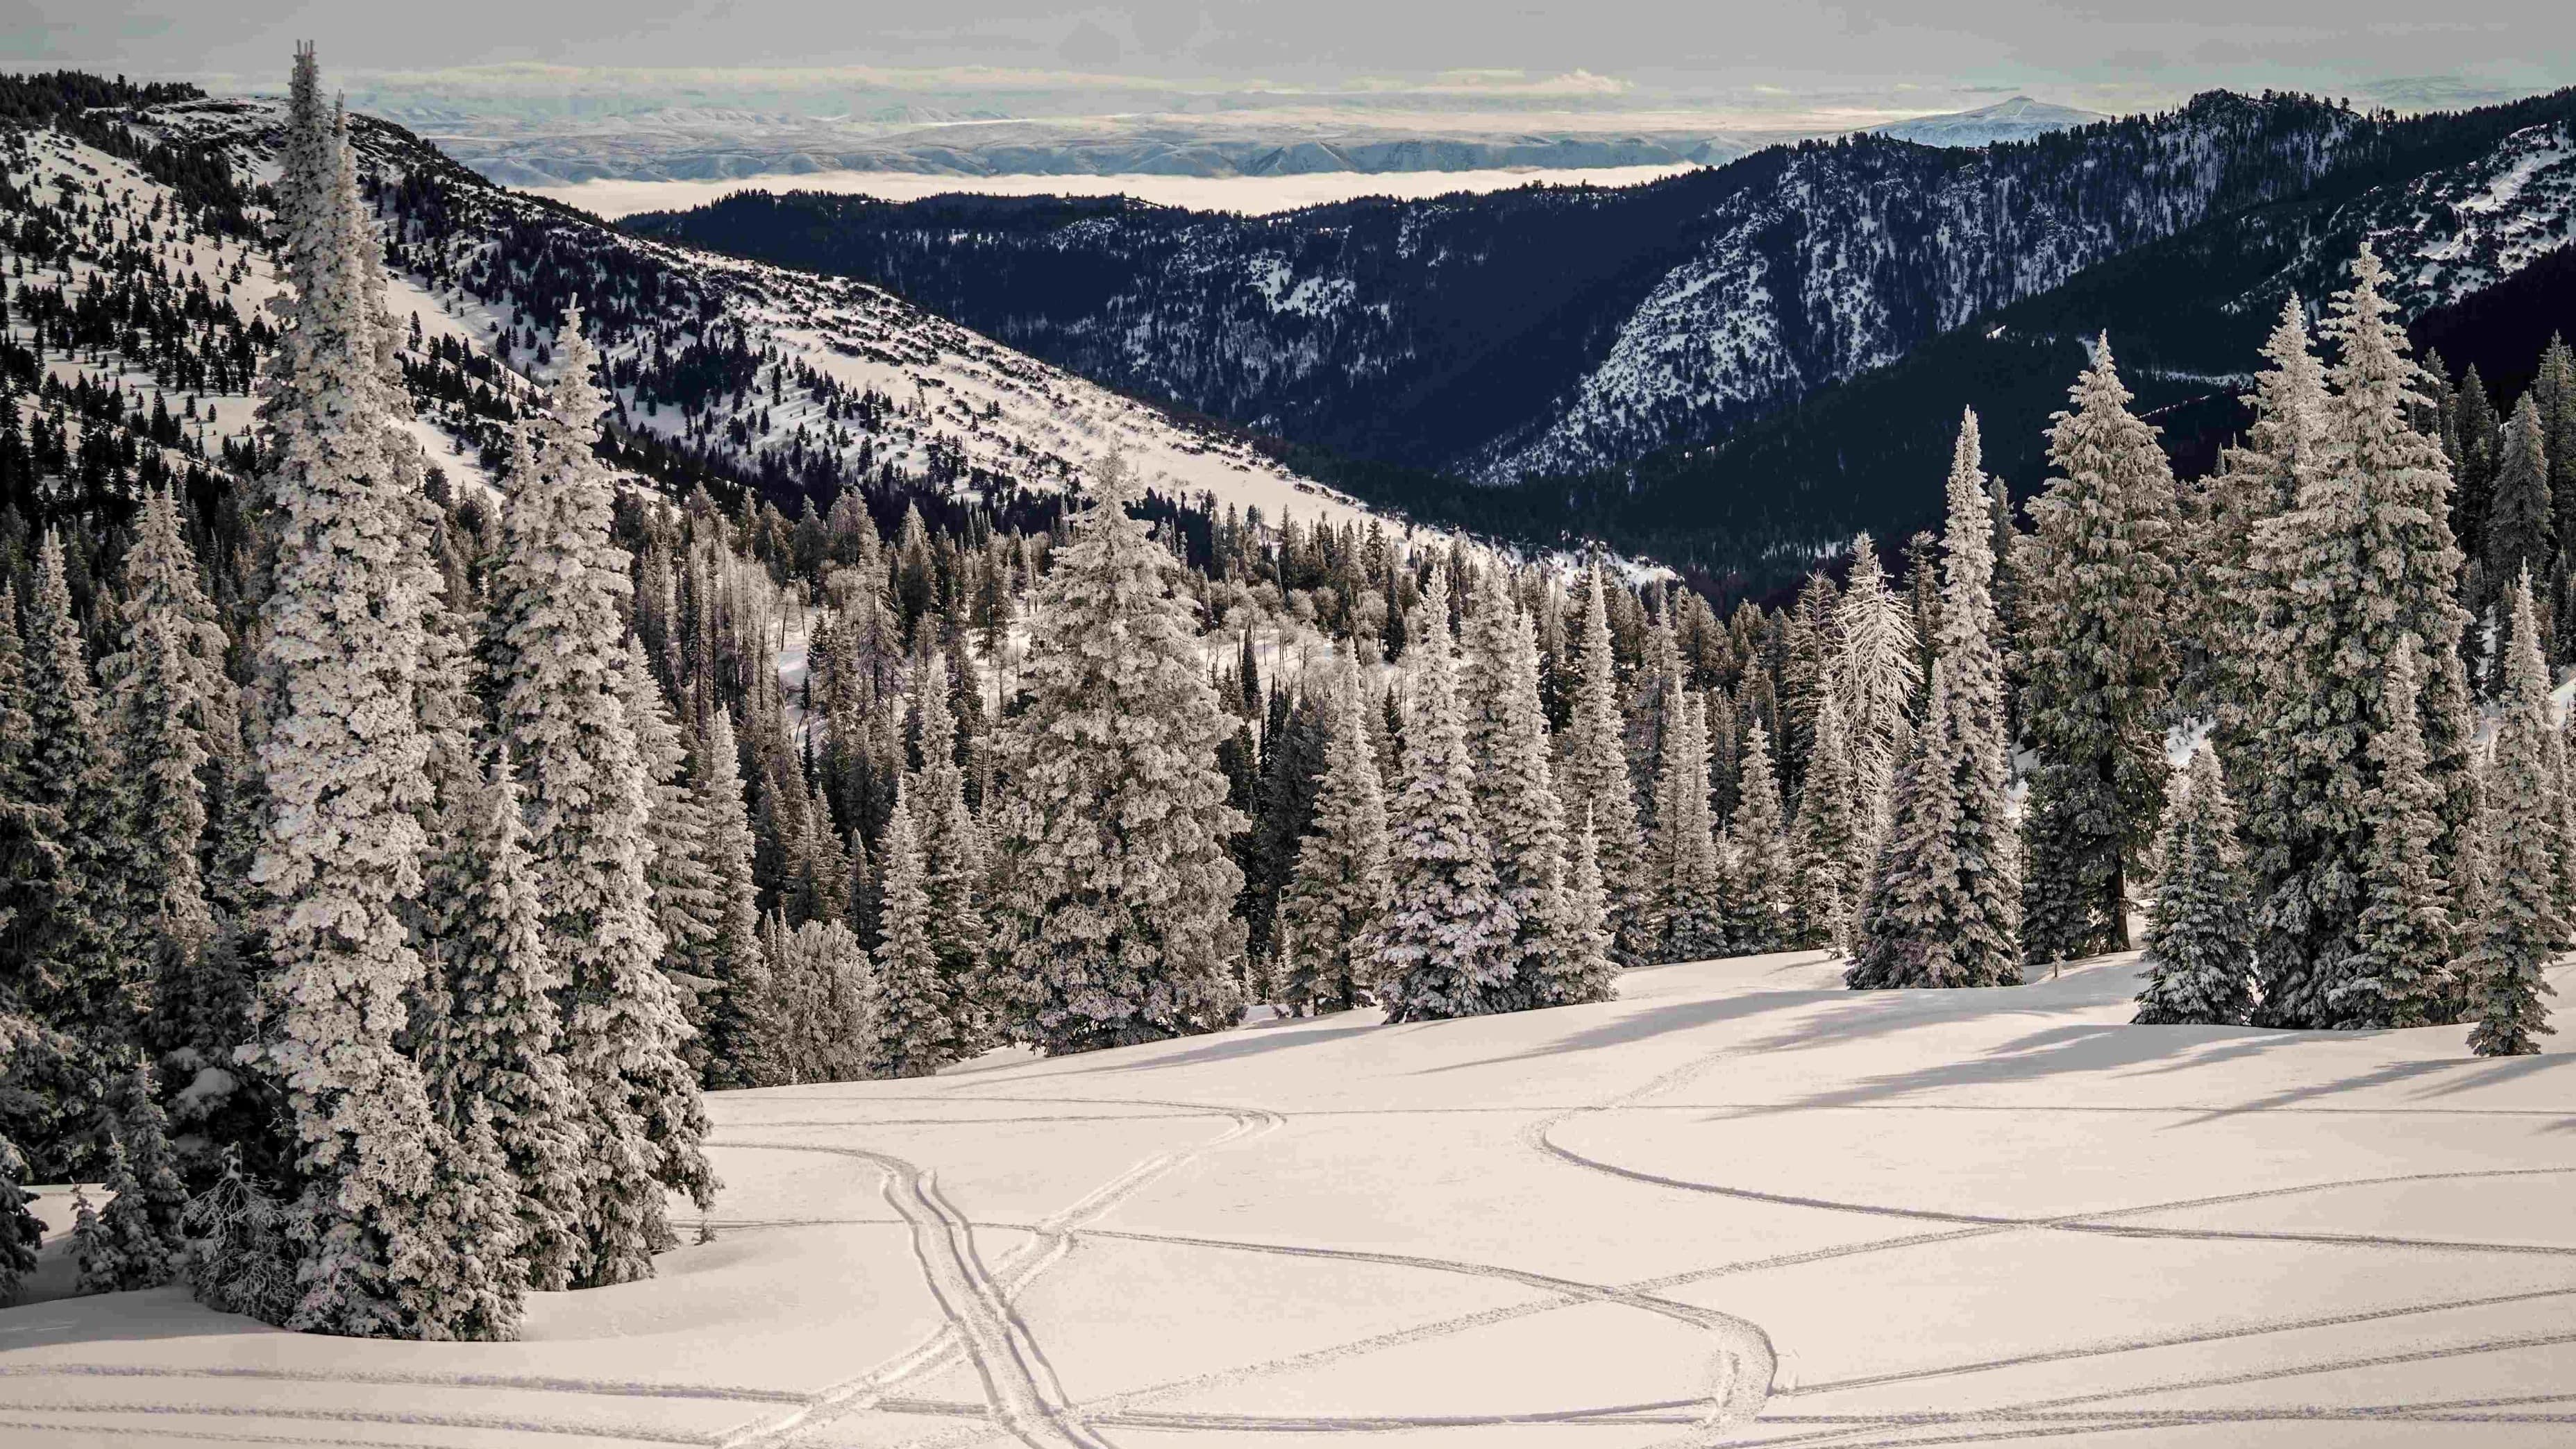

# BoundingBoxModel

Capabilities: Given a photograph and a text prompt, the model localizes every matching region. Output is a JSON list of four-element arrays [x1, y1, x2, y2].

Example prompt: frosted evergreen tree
[[694, 704, 773, 1087], [1563, 567, 1648, 961], [2483, 395, 2555, 659], [1833, 534, 1920, 870], [991, 455, 1245, 1053], [243, 65, 500, 1339], [492, 309, 713, 1283], [621, 642, 721, 1042], [1372, 566, 1515, 1019], [1792, 690, 1862, 951], [182, 1144, 298, 1323], [2331, 644, 2457, 1027], [21, 532, 136, 1042], [1649, 684, 1726, 960], [2126, 741, 2255, 1023], [1723, 721, 1794, 952], [1281, 671, 1392, 1015], [1849, 661, 2019, 990], [758, 915, 876, 1083], [101, 485, 235, 974], [2466, 574, 2564, 1057], [2017, 339, 2179, 963], [2246, 249, 2477, 1026], [1, 1130, 42, 1303], [1461, 573, 1572, 1005], [910, 653, 988, 1055], [414, 753, 586, 1291], [1549, 808, 1619, 1006], [1851, 416, 2026, 988], [75, 1141, 174, 1292], [873, 782, 950, 1077]]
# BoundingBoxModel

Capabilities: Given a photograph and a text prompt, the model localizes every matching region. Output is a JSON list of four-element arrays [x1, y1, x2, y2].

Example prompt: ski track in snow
[[10, 965, 2573, 1447]]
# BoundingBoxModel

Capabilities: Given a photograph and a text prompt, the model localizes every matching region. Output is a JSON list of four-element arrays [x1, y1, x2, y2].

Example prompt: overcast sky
[[6, 1, 2566, 104]]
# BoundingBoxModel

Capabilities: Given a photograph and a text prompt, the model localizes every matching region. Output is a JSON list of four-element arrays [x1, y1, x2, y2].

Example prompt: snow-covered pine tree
[[1372, 566, 1515, 1019], [1280, 670, 1392, 1015], [1792, 690, 1861, 951], [1649, 684, 1726, 960], [21, 531, 137, 1044], [414, 752, 586, 1291], [694, 704, 773, 1087], [2484, 394, 2557, 663], [757, 915, 876, 1083], [74, 1141, 172, 1292], [2247, 249, 2477, 1027], [1722, 721, 1794, 952], [872, 781, 949, 1077], [909, 652, 988, 1056], [492, 308, 713, 1284], [2465, 573, 2564, 1057], [1551, 807, 1619, 1005], [1833, 534, 1920, 874], [0, 1129, 42, 1303], [991, 455, 1245, 1053], [1850, 415, 2027, 988], [2132, 740, 2257, 1024], [1563, 567, 1649, 962], [621, 641, 722, 1054], [2324, 642, 2458, 1026], [244, 60, 502, 1339], [1460, 571, 1571, 1006], [2016, 338, 2179, 963], [109, 1065, 190, 1267], [182, 1144, 298, 1323], [100, 485, 235, 977], [1933, 409, 2021, 960]]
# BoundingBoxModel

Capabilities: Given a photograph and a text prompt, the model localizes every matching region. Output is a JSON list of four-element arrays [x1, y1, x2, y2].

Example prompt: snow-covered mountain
[[1867, 96, 2107, 147], [624, 92, 2419, 489], [625, 86, 2576, 566], [63, 94, 1410, 539]]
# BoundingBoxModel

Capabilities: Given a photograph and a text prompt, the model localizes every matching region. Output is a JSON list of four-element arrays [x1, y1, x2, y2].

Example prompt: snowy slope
[[115, 96, 1414, 541], [5, 945, 2570, 1445]]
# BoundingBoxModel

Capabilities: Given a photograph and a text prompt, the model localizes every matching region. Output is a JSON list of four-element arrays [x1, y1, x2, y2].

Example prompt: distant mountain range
[[1868, 96, 2107, 147], [621, 87, 2576, 588]]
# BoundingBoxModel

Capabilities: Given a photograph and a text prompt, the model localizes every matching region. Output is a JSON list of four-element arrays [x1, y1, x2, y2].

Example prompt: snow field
[[7, 945, 2572, 1445]]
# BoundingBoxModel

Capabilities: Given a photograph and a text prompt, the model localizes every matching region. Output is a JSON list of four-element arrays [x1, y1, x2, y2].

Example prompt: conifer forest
[[0, 32, 2573, 1449]]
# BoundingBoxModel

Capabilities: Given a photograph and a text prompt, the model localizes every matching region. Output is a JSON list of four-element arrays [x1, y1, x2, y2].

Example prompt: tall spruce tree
[[2247, 248, 2476, 1027], [243, 52, 506, 1339], [2132, 741, 2256, 1025], [1792, 690, 1862, 951], [2465, 574, 2564, 1057], [1649, 684, 1726, 960], [621, 642, 722, 1051], [1563, 568, 1648, 961], [1461, 572, 1572, 1005], [2332, 643, 2455, 1027], [17, 534, 133, 1042], [693, 704, 771, 1087], [1723, 721, 1794, 952], [1280, 670, 1392, 1015], [1833, 534, 1920, 873], [909, 652, 988, 1056], [2017, 339, 2179, 963], [872, 782, 950, 1077], [1372, 566, 1515, 1019], [492, 310, 712, 1284], [101, 485, 235, 976], [991, 455, 1245, 1053], [2484, 395, 2556, 663], [414, 753, 586, 1291]]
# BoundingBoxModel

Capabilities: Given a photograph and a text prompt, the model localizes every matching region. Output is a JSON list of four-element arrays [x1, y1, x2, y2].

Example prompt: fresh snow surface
[[528, 164, 1707, 221], [8, 947, 2573, 1446]]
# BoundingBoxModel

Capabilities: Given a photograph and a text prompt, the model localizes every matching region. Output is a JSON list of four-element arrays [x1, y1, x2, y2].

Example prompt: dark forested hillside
[[630, 87, 2576, 589]]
